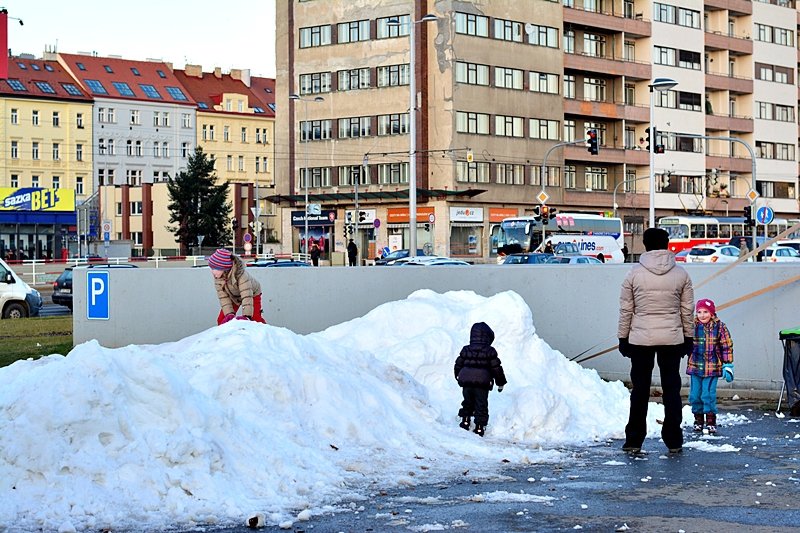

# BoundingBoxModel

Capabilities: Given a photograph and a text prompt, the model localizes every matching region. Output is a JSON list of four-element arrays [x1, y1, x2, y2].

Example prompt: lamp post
[[612, 175, 652, 218], [648, 77, 678, 228], [289, 93, 324, 258], [387, 13, 437, 257]]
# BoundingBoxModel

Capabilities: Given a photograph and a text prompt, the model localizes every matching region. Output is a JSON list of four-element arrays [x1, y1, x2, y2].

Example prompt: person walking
[[622, 244, 629, 263], [347, 239, 358, 267], [686, 298, 734, 434], [543, 241, 554, 254], [207, 248, 266, 325], [617, 227, 694, 454], [738, 237, 748, 260], [454, 322, 507, 437], [310, 242, 321, 266]]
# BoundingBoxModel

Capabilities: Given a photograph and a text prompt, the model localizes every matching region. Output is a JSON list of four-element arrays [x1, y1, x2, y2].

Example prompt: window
[[162, 142, 169, 159], [153, 141, 160, 157], [455, 12, 489, 37], [130, 110, 140, 125], [52, 143, 60, 160], [156, 69, 166, 78], [107, 108, 116, 123], [529, 118, 560, 140], [300, 119, 332, 141], [337, 19, 370, 43], [299, 24, 332, 48], [585, 167, 608, 190], [493, 18, 523, 43], [338, 116, 372, 138], [377, 113, 409, 136], [131, 67, 141, 76], [563, 120, 576, 142], [181, 142, 189, 157], [52, 176, 60, 189], [227, 155, 233, 171], [153, 111, 160, 126], [138, 84, 162, 99], [112, 81, 135, 96], [107, 139, 115, 155], [10, 141, 18, 159], [563, 30, 575, 53], [584, 78, 607, 101], [32, 142, 39, 160], [104, 65, 114, 73], [338, 67, 371, 91], [98, 108, 106, 123], [130, 201, 143, 215], [52, 111, 60, 126], [456, 161, 490, 183], [300, 71, 332, 95], [496, 163, 524, 185], [76, 144, 83, 161], [182, 113, 191, 128], [32, 175, 39, 187], [224, 125, 230, 141], [678, 91, 701, 111], [241, 127, 247, 142], [135, 140, 142, 156], [165, 87, 188, 100], [494, 115, 524, 137], [11, 174, 18, 187], [583, 32, 606, 57], [6, 79, 27, 91], [456, 111, 490, 135], [494, 66, 523, 90], [455, 61, 490, 85], [126, 169, 142, 186], [32, 110, 39, 126], [85, 79, 108, 94], [377, 64, 410, 87], [76, 113, 84, 128], [563, 75, 575, 98], [61, 83, 82, 96], [238, 155, 245, 171], [377, 162, 408, 184], [35, 81, 56, 93], [255, 157, 261, 173], [76, 176, 84, 195], [126, 140, 133, 156], [299, 167, 332, 188], [529, 72, 559, 94], [377, 15, 410, 38], [564, 165, 576, 189], [10, 108, 17, 124], [528, 24, 559, 48]]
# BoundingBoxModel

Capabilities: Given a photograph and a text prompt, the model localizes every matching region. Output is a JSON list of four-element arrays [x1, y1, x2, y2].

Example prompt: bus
[[657, 215, 793, 253], [492, 213, 625, 263]]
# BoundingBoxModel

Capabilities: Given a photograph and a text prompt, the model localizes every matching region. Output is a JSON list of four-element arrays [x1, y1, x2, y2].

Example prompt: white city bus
[[492, 213, 625, 263]]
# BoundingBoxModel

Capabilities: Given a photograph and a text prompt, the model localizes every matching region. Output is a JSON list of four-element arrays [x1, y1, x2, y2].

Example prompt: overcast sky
[[4, 0, 277, 77]]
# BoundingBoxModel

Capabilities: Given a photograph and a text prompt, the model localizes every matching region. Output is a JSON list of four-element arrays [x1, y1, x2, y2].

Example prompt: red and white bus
[[657, 215, 792, 253]]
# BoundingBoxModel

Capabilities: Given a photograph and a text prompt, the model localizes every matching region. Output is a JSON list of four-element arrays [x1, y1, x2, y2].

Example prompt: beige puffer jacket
[[214, 255, 261, 317], [617, 249, 694, 346]]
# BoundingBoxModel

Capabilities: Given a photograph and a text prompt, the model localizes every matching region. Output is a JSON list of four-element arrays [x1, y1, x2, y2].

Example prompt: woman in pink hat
[[207, 248, 266, 325]]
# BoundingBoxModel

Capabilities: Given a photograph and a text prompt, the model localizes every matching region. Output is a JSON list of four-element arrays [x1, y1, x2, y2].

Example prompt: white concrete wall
[[73, 264, 800, 392]]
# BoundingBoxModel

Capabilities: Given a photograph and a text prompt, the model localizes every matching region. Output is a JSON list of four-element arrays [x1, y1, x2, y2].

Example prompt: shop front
[[449, 207, 484, 259], [385, 206, 435, 255], [291, 209, 336, 261], [0, 188, 77, 261]]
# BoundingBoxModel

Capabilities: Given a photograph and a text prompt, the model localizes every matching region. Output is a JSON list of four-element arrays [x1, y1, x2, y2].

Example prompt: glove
[[618, 338, 632, 358], [497, 386, 504, 393], [235, 315, 252, 321], [682, 337, 694, 357], [220, 313, 235, 324], [722, 363, 734, 383]]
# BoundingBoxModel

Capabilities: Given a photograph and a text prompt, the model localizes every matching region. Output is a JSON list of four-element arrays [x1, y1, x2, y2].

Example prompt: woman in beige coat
[[207, 248, 266, 324], [617, 228, 694, 454]]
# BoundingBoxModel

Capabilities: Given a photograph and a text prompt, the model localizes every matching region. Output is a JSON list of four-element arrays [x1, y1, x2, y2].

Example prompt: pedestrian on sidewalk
[[347, 239, 358, 267], [617, 227, 695, 454], [686, 298, 734, 434], [454, 322, 507, 437], [207, 248, 267, 325]]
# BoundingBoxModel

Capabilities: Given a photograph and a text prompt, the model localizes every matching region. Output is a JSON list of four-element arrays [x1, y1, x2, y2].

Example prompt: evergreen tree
[[167, 147, 231, 254]]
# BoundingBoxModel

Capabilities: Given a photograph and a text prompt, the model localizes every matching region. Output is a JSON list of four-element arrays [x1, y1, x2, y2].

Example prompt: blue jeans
[[689, 374, 718, 414]]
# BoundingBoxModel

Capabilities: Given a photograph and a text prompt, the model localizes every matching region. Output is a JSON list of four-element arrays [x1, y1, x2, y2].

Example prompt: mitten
[[220, 313, 235, 324], [235, 315, 252, 321], [682, 337, 694, 357], [497, 386, 504, 393], [722, 363, 734, 383], [618, 338, 632, 358]]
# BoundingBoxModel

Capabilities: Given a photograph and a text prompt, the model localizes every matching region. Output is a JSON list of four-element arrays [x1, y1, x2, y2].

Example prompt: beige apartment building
[[275, 0, 799, 262]]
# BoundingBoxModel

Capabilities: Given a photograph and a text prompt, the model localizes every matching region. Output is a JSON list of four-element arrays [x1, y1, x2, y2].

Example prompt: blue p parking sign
[[87, 271, 110, 320]]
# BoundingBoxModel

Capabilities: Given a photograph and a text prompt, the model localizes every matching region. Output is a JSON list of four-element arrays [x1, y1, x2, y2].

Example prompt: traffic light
[[541, 205, 550, 225], [655, 144, 665, 154], [645, 127, 657, 151], [346, 211, 353, 223], [548, 207, 558, 221], [423, 223, 431, 232], [231, 217, 239, 230], [532, 205, 542, 221], [744, 205, 754, 227], [358, 210, 366, 222], [587, 129, 599, 155]]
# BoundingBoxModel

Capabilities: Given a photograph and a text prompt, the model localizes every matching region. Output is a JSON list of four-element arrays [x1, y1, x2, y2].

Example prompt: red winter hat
[[207, 249, 233, 270], [696, 299, 716, 315]]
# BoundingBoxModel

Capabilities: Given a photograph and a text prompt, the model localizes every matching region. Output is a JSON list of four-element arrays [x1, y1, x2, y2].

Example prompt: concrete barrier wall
[[73, 264, 800, 393]]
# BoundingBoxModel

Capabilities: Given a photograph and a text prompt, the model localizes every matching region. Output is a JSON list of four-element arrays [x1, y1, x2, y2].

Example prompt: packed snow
[[0, 289, 726, 531]]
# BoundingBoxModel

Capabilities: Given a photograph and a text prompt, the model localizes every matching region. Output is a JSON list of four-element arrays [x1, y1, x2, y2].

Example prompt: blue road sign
[[756, 206, 774, 225], [87, 271, 110, 320]]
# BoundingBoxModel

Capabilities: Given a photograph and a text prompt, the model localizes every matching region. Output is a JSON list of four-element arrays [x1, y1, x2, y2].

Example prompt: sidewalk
[[221, 402, 800, 533]]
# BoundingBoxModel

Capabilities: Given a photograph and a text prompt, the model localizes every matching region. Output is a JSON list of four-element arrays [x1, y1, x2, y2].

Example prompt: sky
[[0, 289, 748, 531], [4, 0, 277, 77]]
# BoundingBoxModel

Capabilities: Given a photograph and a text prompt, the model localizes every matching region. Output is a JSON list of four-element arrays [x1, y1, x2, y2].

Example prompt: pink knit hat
[[696, 298, 716, 315], [207, 249, 233, 270]]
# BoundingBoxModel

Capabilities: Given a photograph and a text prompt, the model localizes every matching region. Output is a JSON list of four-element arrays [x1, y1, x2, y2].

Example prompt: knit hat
[[642, 227, 670, 251], [207, 248, 233, 270], [696, 298, 716, 316]]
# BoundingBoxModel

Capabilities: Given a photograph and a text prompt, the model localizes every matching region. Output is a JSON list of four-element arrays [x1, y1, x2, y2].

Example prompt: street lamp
[[289, 93, 324, 258], [648, 77, 678, 228], [387, 13, 438, 257]]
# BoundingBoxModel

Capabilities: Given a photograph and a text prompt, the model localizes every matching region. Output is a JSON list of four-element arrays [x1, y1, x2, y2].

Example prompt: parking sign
[[87, 271, 110, 320]]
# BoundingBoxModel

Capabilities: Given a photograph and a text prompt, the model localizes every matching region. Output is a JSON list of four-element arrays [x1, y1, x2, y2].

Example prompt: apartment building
[[0, 56, 93, 259], [276, 0, 799, 262]]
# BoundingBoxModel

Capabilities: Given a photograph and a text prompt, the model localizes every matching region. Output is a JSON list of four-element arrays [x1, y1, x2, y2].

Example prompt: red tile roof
[[174, 68, 275, 118], [0, 57, 92, 101], [58, 53, 195, 106], [249, 76, 276, 115]]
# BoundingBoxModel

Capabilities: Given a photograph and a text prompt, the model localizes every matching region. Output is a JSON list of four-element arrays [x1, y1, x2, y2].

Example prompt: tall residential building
[[0, 55, 93, 259], [276, 0, 799, 262]]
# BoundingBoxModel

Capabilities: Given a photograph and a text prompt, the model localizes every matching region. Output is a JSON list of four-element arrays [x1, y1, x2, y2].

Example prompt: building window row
[[756, 101, 795, 122], [756, 141, 795, 160], [755, 23, 794, 46], [654, 3, 701, 29], [756, 63, 793, 84], [7, 173, 81, 191], [654, 46, 701, 70]]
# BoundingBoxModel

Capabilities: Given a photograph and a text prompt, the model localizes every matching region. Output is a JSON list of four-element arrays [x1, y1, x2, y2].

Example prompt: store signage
[[0, 188, 76, 212], [449, 207, 484, 222], [290, 210, 337, 226]]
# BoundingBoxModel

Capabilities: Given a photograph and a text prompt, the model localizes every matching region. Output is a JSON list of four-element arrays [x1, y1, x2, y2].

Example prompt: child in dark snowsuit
[[454, 322, 507, 437]]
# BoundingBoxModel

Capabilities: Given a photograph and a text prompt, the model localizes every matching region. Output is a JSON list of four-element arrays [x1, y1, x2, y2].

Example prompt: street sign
[[250, 207, 262, 218], [87, 271, 110, 320], [307, 203, 321, 215], [428, 213, 435, 223], [756, 206, 774, 225], [103, 232, 110, 242], [746, 189, 759, 202], [101, 220, 112, 233], [374, 219, 381, 228], [243, 233, 252, 243], [536, 191, 550, 204]]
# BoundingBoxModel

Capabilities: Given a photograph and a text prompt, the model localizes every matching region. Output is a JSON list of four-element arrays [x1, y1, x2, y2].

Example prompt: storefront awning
[[266, 188, 486, 204]]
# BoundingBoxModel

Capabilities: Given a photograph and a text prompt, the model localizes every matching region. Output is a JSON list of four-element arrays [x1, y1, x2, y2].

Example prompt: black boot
[[693, 413, 704, 433], [474, 424, 485, 437], [705, 413, 717, 434], [459, 417, 471, 431]]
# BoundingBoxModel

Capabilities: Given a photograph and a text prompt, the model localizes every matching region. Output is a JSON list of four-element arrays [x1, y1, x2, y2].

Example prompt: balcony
[[563, 144, 650, 166], [563, 6, 651, 37], [564, 53, 650, 79], [705, 31, 753, 55], [704, 0, 752, 14], [563, 99, 650, 123], [706, 154, 754, 174], [705, 113, 754, 133], [705, 72, 753, 94]]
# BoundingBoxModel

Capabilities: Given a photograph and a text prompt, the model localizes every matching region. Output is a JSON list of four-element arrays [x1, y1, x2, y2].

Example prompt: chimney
[[230, 68, 251, 87], [213, 67, 222, 79], [184, 64, 202, 77]]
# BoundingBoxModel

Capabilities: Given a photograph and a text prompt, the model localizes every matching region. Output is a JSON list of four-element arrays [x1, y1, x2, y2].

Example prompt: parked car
[[502, 253, 553, 265], [545, 255, 603, 264], [775, 240, 800, 254], [52, 264, 138, 310], [374, 249, 426, 266], [0, 258, 42, 319], [247, 258, 310, 267], [674, 249, 690, 263], [763, 246, 800, 263], [687, 245, 740, 263], [392, 256, 470, 266]]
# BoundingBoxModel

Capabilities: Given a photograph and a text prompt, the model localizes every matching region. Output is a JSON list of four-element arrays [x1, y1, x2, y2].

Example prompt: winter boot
[[705, 413, 717, 434], [473, 424, 485, 437], [459, 417, 471, 431], [693, 413, 704, 433]]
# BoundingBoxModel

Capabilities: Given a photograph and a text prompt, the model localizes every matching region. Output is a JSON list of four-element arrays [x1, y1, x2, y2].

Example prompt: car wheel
[[3, 302, 27, 319]]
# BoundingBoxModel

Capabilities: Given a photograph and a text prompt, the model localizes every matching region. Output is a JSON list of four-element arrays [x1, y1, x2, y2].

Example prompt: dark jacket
[[347, 241, 358, 258], [454, 322, 507, 390]]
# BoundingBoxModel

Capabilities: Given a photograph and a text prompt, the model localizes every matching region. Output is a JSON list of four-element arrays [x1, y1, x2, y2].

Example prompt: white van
[[537, 234, 624, 263], [0, 258, 43, 319]]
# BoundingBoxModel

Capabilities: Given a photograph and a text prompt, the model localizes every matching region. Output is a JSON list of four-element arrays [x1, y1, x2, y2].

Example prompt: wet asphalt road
[[187, 404, 800, 533]]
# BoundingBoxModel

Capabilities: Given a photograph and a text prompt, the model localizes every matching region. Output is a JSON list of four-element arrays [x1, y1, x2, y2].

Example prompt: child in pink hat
[[207, 249, 266, 325], [686, 298, 734, 434]]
